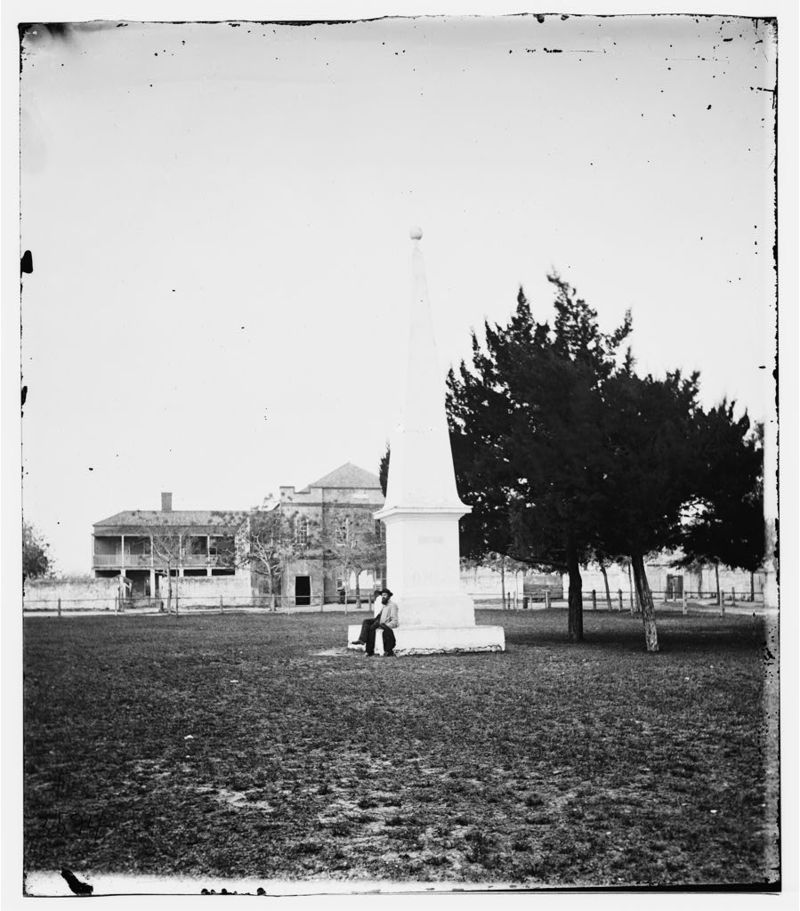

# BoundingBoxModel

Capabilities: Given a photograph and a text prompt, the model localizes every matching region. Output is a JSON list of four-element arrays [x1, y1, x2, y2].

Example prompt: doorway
[[295, 575, 311, 606], [666, 574, 684, 600]]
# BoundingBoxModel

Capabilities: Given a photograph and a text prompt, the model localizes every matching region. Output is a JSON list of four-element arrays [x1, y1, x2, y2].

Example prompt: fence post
[[220, 595, 224, 614], [732, 587, 736, 605], [591, 589, 597, 611], [618, 589, 623, 611], [545, 590, 551, 609], [115, 594, 119, 613], [57, 597, 62, 618], [721, 598, 726, 618]]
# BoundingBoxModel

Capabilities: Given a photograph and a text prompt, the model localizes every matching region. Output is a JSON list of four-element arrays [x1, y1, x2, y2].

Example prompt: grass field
[[23, 609, 777, 887]]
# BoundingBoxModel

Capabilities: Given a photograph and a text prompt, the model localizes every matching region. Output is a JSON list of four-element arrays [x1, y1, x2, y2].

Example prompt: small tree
[[243, 507, 312, 609], [322, 509, 384, 608], [481, 551, 530, 607], [139, 522, 184, 614], [22, 521, 52, 582]]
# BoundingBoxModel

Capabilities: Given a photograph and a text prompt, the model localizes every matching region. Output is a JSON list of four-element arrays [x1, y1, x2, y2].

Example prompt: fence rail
[[494, 588, 764, 611], [24, 588, 766, 617]]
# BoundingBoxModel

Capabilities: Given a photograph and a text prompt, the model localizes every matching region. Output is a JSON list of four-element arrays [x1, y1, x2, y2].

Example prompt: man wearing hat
[[351, 588, 399, 657]]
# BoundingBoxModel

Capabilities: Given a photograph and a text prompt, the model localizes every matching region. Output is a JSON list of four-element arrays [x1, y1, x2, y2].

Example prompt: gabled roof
[[94, 510, 247, 529], [302, 462, 382, 491]]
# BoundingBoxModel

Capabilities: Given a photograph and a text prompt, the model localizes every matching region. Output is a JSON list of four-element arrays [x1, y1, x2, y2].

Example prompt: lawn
[[23, 609, 778, 888]]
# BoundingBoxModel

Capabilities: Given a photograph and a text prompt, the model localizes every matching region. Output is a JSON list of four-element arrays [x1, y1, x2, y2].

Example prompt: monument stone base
[[347, 624, 505, 656]]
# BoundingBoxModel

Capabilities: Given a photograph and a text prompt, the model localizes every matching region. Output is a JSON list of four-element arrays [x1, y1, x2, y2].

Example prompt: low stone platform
[[347, 624, 505, 656]]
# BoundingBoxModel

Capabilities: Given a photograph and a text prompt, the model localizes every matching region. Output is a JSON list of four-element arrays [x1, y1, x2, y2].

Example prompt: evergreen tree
[[379, 443, 390, 497], [676, 402, 764, 576], [596, 368, 702, 651], [447, 276, 631, 642]]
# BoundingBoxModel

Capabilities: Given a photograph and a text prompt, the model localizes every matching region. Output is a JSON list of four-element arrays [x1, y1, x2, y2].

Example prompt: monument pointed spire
[[382, 227, 467, 513], [365, 227, 502, 653]]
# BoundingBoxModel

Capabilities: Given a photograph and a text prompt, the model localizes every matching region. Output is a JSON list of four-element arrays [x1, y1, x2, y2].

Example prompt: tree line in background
[[444, 273, 764, 652]]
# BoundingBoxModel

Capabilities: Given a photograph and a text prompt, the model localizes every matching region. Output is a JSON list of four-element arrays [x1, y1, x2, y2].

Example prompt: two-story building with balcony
[[92, 492, 248, 598]]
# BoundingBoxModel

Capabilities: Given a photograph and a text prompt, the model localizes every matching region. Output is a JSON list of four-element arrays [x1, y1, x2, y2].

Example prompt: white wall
[[24, 577, 118, 611], [173, 574, 253, 606]]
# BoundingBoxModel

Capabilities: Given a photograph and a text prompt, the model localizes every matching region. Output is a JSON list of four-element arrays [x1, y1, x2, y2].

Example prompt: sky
[[16, 11, 778, 574]]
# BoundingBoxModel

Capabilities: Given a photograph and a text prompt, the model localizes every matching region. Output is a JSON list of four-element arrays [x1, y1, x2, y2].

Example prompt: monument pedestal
[[347, 624, 505, 656]]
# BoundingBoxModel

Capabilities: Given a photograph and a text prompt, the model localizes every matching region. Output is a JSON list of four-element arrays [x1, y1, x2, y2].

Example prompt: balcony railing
[[93, 553, 151, 567], [92, 553, 234, 569]]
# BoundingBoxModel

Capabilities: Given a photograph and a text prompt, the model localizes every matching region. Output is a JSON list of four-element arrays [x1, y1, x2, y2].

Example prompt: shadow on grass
[[494, 610, 767, 656]]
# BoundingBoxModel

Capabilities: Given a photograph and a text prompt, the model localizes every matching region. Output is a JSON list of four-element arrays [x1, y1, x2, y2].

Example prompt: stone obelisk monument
[[364, 228, 505, 655]]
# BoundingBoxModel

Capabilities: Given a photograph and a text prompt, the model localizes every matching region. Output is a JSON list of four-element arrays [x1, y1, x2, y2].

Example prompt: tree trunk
[[627, 561, 638, 613], [715, 561, 721, 605], [750, 571, 755, 603], [174, 546, 180, 617], [354, 569, 361, 611], [631, 552, 659, 652], [500, 557, 506, 610], [566, 536, 583, 642], [600, 561, 613, 610]]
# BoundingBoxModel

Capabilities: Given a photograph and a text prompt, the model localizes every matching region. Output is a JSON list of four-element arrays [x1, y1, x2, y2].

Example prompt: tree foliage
[[676, 403, 764, 574], [447, 272, 764, 652], [131, 520, 183, 613], [321, 509, 384, 606], [379, 443, 390, 498], [243, 507, 316, 607], [592, 369, 704, 650], [23, 521, 52, 582], [447, 276, 632, 642]]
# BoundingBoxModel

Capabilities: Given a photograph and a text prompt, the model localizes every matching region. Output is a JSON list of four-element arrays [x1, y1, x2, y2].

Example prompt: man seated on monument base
[[351, 588, 399, 657]]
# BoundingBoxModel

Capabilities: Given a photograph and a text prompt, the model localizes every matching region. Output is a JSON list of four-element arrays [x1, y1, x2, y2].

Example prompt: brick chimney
[[161, 492, 173, 512]]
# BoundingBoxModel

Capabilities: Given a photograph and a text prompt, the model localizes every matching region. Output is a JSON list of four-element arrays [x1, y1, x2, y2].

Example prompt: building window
[[335, 517, 349, 545], [209, 536, 233, 556], [128, 537, 151, 556], [294, 517, 309, 546]]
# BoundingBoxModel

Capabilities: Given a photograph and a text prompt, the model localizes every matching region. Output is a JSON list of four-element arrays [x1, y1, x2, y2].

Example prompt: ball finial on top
[[410, 226, 423, 240]]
